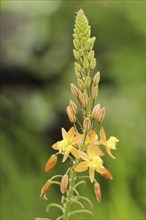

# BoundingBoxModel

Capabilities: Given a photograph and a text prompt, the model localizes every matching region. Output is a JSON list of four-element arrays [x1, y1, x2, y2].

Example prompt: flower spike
[[39, 9, 119, 220]]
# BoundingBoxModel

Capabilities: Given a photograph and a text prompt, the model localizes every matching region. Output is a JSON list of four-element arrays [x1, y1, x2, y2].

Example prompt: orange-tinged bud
[[45, 155, 57, 172], [78, 91, 83, 104], [101, 168, 113, 180], [91, 85, 98, 100], [69, 100, 78, 115], [94, 182, 101, 202], [83, 118, 91, 131], [60, 174, 69, 194], [40, 179, 52, 199], [91, 104, 101, 119], [97, 107, 106, 123], [66, 106, 76, 123], [71, 83, 79, 98], [80, 92, 89, 107]]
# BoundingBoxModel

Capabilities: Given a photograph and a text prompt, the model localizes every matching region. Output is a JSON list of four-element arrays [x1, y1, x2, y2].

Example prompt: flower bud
[[45, 155, 57, 172], [69, 100, 78, 115], [71, 83, 79, 98], [81, 37, 86, 46], [85, 37, 96, 51], [94, 182, 101, 202], [77, 78, 84, 90], [91, 104, 101, 119], [73, 33, 79, 39], [83, 59, 89, 69], [90, 58, 96, 70], [85, 76, 91, 88], [84, 26, 91, 39], [66, 106, 76, 123], [79, 32, 84, 40], [101, 168, 113, 180], [91, 85, 98, 100], [80, 92, 89, 107], [93, 72, 100, 85], [40, 179, 52, 199], [73, 49, 80, 60], [83, 118, 91, 131], [74, 27, 79, 35], [78, 49, 84, 57], [97, 107, 106, 123], [87, 50, 94, 62], [60, 174, 69, 194], [78, 90, 83, 104], [73, 39, 80, 50], [75, 62, 82, 77]]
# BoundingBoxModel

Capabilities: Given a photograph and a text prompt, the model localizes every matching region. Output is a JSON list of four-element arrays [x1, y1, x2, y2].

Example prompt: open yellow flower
[[75, 145, 112, 183], [100, 127, 119, 159], [52, 127, 83, 162]]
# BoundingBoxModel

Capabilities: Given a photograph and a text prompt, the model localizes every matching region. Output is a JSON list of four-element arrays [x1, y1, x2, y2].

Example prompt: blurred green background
[[1, 0, 145, 219]]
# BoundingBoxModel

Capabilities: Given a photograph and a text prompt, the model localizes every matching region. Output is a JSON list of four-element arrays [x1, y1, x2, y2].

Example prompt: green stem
[[63, 131, 88, 220], [62, 160, 78, 220]]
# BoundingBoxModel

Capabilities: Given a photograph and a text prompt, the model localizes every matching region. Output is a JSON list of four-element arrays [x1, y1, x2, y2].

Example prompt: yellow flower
[[75, 145, 112, 183], [100, 127, 119, 159], [52, 127, 83, 162]]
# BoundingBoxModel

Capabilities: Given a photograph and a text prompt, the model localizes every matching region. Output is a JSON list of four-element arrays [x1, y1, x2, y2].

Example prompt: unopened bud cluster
[[68, 9, 106, 126]]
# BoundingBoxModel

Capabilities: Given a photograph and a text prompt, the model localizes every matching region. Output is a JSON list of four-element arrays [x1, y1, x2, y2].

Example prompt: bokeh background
[[1, 0, 145, 219]]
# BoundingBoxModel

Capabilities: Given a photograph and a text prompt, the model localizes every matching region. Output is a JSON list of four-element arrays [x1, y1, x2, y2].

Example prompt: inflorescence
[[39, 9, 119, 220]]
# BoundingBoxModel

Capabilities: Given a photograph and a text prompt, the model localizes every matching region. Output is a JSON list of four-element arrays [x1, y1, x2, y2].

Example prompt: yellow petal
[[79, 151, 90, 161], [52, 142, 59, 150], [89, 167, 95, 183], [100, 127, 106, 142], [71, 147, 80, 159], [66, 127, 75, 143], [61, 127, 67, 140], [75, 161, 88, 172], [62, 153, 68, 162], [86, 145, 92, 159], [106, 148, 116, 159], [72, 134, 83, 145], [89, 145, 104, 157], [89, 131, 98, 143], [87, 145, 98, 159]]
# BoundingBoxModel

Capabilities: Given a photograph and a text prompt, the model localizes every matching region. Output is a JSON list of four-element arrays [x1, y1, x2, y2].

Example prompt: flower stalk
[[39, 9, 119, 220]]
